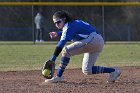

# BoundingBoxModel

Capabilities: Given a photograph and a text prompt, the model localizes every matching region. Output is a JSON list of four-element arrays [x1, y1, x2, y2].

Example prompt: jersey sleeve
[[61, 27, 77, 41], [56, 31, 62, 36], [51, 40, 67, 62]]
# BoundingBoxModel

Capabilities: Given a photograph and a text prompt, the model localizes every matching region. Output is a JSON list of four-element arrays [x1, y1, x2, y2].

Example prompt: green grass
[[97, 43, 140, 67], [0, 41, 139, 71]]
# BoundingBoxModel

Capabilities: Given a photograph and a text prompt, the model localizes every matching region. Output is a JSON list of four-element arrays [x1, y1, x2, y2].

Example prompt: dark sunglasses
[[54, 19, 63, 24]]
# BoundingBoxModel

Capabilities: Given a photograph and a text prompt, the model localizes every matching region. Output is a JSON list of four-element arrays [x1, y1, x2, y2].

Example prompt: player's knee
[[82, 69, 92, 75], [62, 47, 71, 57]]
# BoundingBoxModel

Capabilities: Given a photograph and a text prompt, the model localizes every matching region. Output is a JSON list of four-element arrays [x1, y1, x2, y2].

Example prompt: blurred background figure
[[34, 12, 45, 42]]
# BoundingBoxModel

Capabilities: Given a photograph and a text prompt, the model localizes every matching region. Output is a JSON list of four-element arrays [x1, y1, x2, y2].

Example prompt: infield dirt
[[0, 66, 139, 93]]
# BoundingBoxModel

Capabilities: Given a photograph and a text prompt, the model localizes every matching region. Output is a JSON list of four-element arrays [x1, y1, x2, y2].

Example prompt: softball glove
[[42, 60, 55, 79]]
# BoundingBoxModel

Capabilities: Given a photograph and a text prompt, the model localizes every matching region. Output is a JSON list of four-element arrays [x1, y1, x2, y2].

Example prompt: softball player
[[45, 11, 121, 83]]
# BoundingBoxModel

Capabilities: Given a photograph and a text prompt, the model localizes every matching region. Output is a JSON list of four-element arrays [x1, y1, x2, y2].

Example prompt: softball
[[42, 69, 51, 77]]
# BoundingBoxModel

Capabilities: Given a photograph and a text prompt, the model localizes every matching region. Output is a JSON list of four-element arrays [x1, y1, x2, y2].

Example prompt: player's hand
[[49, 32, 58, 39], [42, 60, 55, 79]]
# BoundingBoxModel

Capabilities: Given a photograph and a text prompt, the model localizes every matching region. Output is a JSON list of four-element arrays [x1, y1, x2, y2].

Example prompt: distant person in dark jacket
[[35, 12, 45, 42]]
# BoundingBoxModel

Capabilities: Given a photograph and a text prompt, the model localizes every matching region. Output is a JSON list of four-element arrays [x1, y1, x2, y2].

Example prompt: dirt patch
[[0, 66, 140, 93]]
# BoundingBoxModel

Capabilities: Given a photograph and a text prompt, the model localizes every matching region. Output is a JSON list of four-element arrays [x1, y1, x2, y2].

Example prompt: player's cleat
[[45, 76, 63, 83], [35, 40, 39, 42], [40, 40, 44, 42], [107, 68, 121, 83]]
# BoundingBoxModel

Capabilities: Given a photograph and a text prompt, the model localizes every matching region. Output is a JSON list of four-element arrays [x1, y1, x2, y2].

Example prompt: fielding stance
[[43, 10, 121, 83]]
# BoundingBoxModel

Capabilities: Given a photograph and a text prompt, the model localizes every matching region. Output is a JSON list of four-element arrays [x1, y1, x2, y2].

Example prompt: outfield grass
[[0, 41, 139, 71]]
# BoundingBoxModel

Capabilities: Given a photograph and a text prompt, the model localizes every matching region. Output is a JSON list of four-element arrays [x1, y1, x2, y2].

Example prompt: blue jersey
[[57, 20, 97, 48]]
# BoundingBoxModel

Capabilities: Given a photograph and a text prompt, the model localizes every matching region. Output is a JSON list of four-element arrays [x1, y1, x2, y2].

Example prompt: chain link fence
[[0, 3, 140, 41]]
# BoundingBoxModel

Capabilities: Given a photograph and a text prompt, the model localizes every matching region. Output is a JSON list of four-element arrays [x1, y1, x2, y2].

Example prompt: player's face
[[53, 18, 65, 29]]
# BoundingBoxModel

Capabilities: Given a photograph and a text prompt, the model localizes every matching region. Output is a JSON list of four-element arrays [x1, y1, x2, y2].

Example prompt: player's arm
[[50, 27, 75, 61], [42, 39, 66, 78], [51, 40, 67, 62]]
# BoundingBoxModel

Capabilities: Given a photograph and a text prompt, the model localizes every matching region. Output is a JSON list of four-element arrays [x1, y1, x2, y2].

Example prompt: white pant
[[61, 32, 104, 74]]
